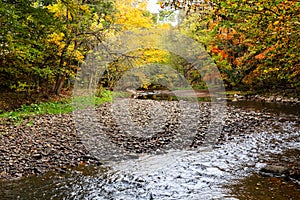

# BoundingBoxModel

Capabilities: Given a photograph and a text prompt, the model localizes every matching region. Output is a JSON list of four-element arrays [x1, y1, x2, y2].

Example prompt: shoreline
[[232, 94, 300, 105]]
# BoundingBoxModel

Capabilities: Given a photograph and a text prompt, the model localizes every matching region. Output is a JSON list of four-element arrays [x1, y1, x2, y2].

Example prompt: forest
[[0, 0, 299, 109]]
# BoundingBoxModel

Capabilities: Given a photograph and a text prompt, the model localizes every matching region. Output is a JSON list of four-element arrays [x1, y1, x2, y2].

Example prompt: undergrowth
[[0, 90, 112, 124]]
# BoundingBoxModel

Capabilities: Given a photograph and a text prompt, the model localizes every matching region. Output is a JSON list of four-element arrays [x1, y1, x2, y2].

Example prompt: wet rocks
[[259, 164, 300, 183], [258, 149, 300, 182], [259, 165, 289, 177]]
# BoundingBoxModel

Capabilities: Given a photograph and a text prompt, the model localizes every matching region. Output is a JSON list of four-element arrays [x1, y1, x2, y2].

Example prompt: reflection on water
[[136, 91, 299, 117], [228, 100, 300, 116], [0, 165, 107, 200]]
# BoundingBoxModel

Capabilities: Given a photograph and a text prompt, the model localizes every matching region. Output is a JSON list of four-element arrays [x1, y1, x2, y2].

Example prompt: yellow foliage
[[263, 67, 279, 74], [115, 0, 154, 30], [47, 1, 70, 19], [79, 5, 90, 13], [140, 48, 169, 64], [47, 32, 65, 46], [158, 23, 171, 30], [31, 2, 39, 8], [74, 50, 84, 62], [67, 43, 75, 52]]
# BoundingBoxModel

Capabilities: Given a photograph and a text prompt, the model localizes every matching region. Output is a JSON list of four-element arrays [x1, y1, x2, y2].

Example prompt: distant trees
[[1, 0, 185, 97], [96, 0, 207, 91]]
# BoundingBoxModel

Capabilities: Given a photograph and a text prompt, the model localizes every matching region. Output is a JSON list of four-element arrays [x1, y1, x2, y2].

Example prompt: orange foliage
[[255, 46, 275, 59], [211, 46, 228, 60]]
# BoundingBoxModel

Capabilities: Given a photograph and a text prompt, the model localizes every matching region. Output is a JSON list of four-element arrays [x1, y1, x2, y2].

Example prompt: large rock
[[259, 165, 289, 177]]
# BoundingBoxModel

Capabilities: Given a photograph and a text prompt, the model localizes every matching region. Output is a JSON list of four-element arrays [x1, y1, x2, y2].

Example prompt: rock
[[234, 94, 244, 100], [15, 173, 23, 178], [259, 165, 289, 177], [275, 96, 282, 102], [232, 98, 238, 102], [0, 99, 299, 181], [32, 154, 42, 159], [289, 168, 300, 180], [265, 96, 275, 102]]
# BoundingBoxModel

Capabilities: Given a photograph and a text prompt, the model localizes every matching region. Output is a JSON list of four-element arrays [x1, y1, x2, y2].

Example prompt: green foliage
[[0, 101, 72, 121], [0, 0, 116, 95]]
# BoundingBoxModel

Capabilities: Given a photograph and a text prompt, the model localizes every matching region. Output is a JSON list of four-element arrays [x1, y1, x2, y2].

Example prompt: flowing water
[[0, 100, 299, 200]]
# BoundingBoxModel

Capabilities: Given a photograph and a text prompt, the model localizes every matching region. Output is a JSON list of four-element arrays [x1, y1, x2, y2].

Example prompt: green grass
[[0, 101, 71, 123], [0, 90, 113, 123]]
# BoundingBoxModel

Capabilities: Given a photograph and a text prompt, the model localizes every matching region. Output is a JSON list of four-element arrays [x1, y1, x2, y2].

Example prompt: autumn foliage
[[0, 0, 115, 96], [163, 0, 300, 92], [1, 0, 299, 99]]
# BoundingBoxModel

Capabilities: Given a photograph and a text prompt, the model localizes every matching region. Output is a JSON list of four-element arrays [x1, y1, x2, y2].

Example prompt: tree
[[0, 0, 59, 94], [99, 0, 164, 90], [45, 0, 115, 94]]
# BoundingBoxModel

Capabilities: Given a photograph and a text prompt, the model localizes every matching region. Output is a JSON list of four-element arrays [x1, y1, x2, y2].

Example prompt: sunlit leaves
[[115, 0, 154, 30]]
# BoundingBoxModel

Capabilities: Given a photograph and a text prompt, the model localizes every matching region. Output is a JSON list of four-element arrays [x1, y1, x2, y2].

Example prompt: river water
[[0, 100, 299, 200]]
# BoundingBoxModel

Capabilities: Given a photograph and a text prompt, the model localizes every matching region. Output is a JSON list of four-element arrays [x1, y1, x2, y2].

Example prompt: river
[[0, 100, 299, 200]]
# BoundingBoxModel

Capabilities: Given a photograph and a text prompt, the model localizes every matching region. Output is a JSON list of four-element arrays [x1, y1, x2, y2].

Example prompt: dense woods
[[0, 0, 115, 96], [162, 0, 300, 92], [0, 0, 299, 109]]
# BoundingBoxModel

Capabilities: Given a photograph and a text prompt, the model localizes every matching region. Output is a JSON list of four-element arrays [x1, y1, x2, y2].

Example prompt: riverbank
[[0, 99, 299, 182], [124, 89, 300, 105], [1, 89, 298, 114], [232, 93, 300, 105]]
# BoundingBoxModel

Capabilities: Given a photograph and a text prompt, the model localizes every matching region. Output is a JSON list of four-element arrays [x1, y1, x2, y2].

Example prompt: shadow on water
[[228, 100, 300, 116], [225, 148, 300, 200], [0, 165, 109, 200], [226, 174, 300, 200]]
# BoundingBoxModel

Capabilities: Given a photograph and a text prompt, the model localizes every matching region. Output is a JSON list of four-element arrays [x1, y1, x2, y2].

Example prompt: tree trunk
[[53, 36, 71, 95], [54, 74, 66, 95]]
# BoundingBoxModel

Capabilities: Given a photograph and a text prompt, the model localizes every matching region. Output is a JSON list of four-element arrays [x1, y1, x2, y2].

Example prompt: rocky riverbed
[[0, 99, 299, 184], [0, 114, 101, 180]]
